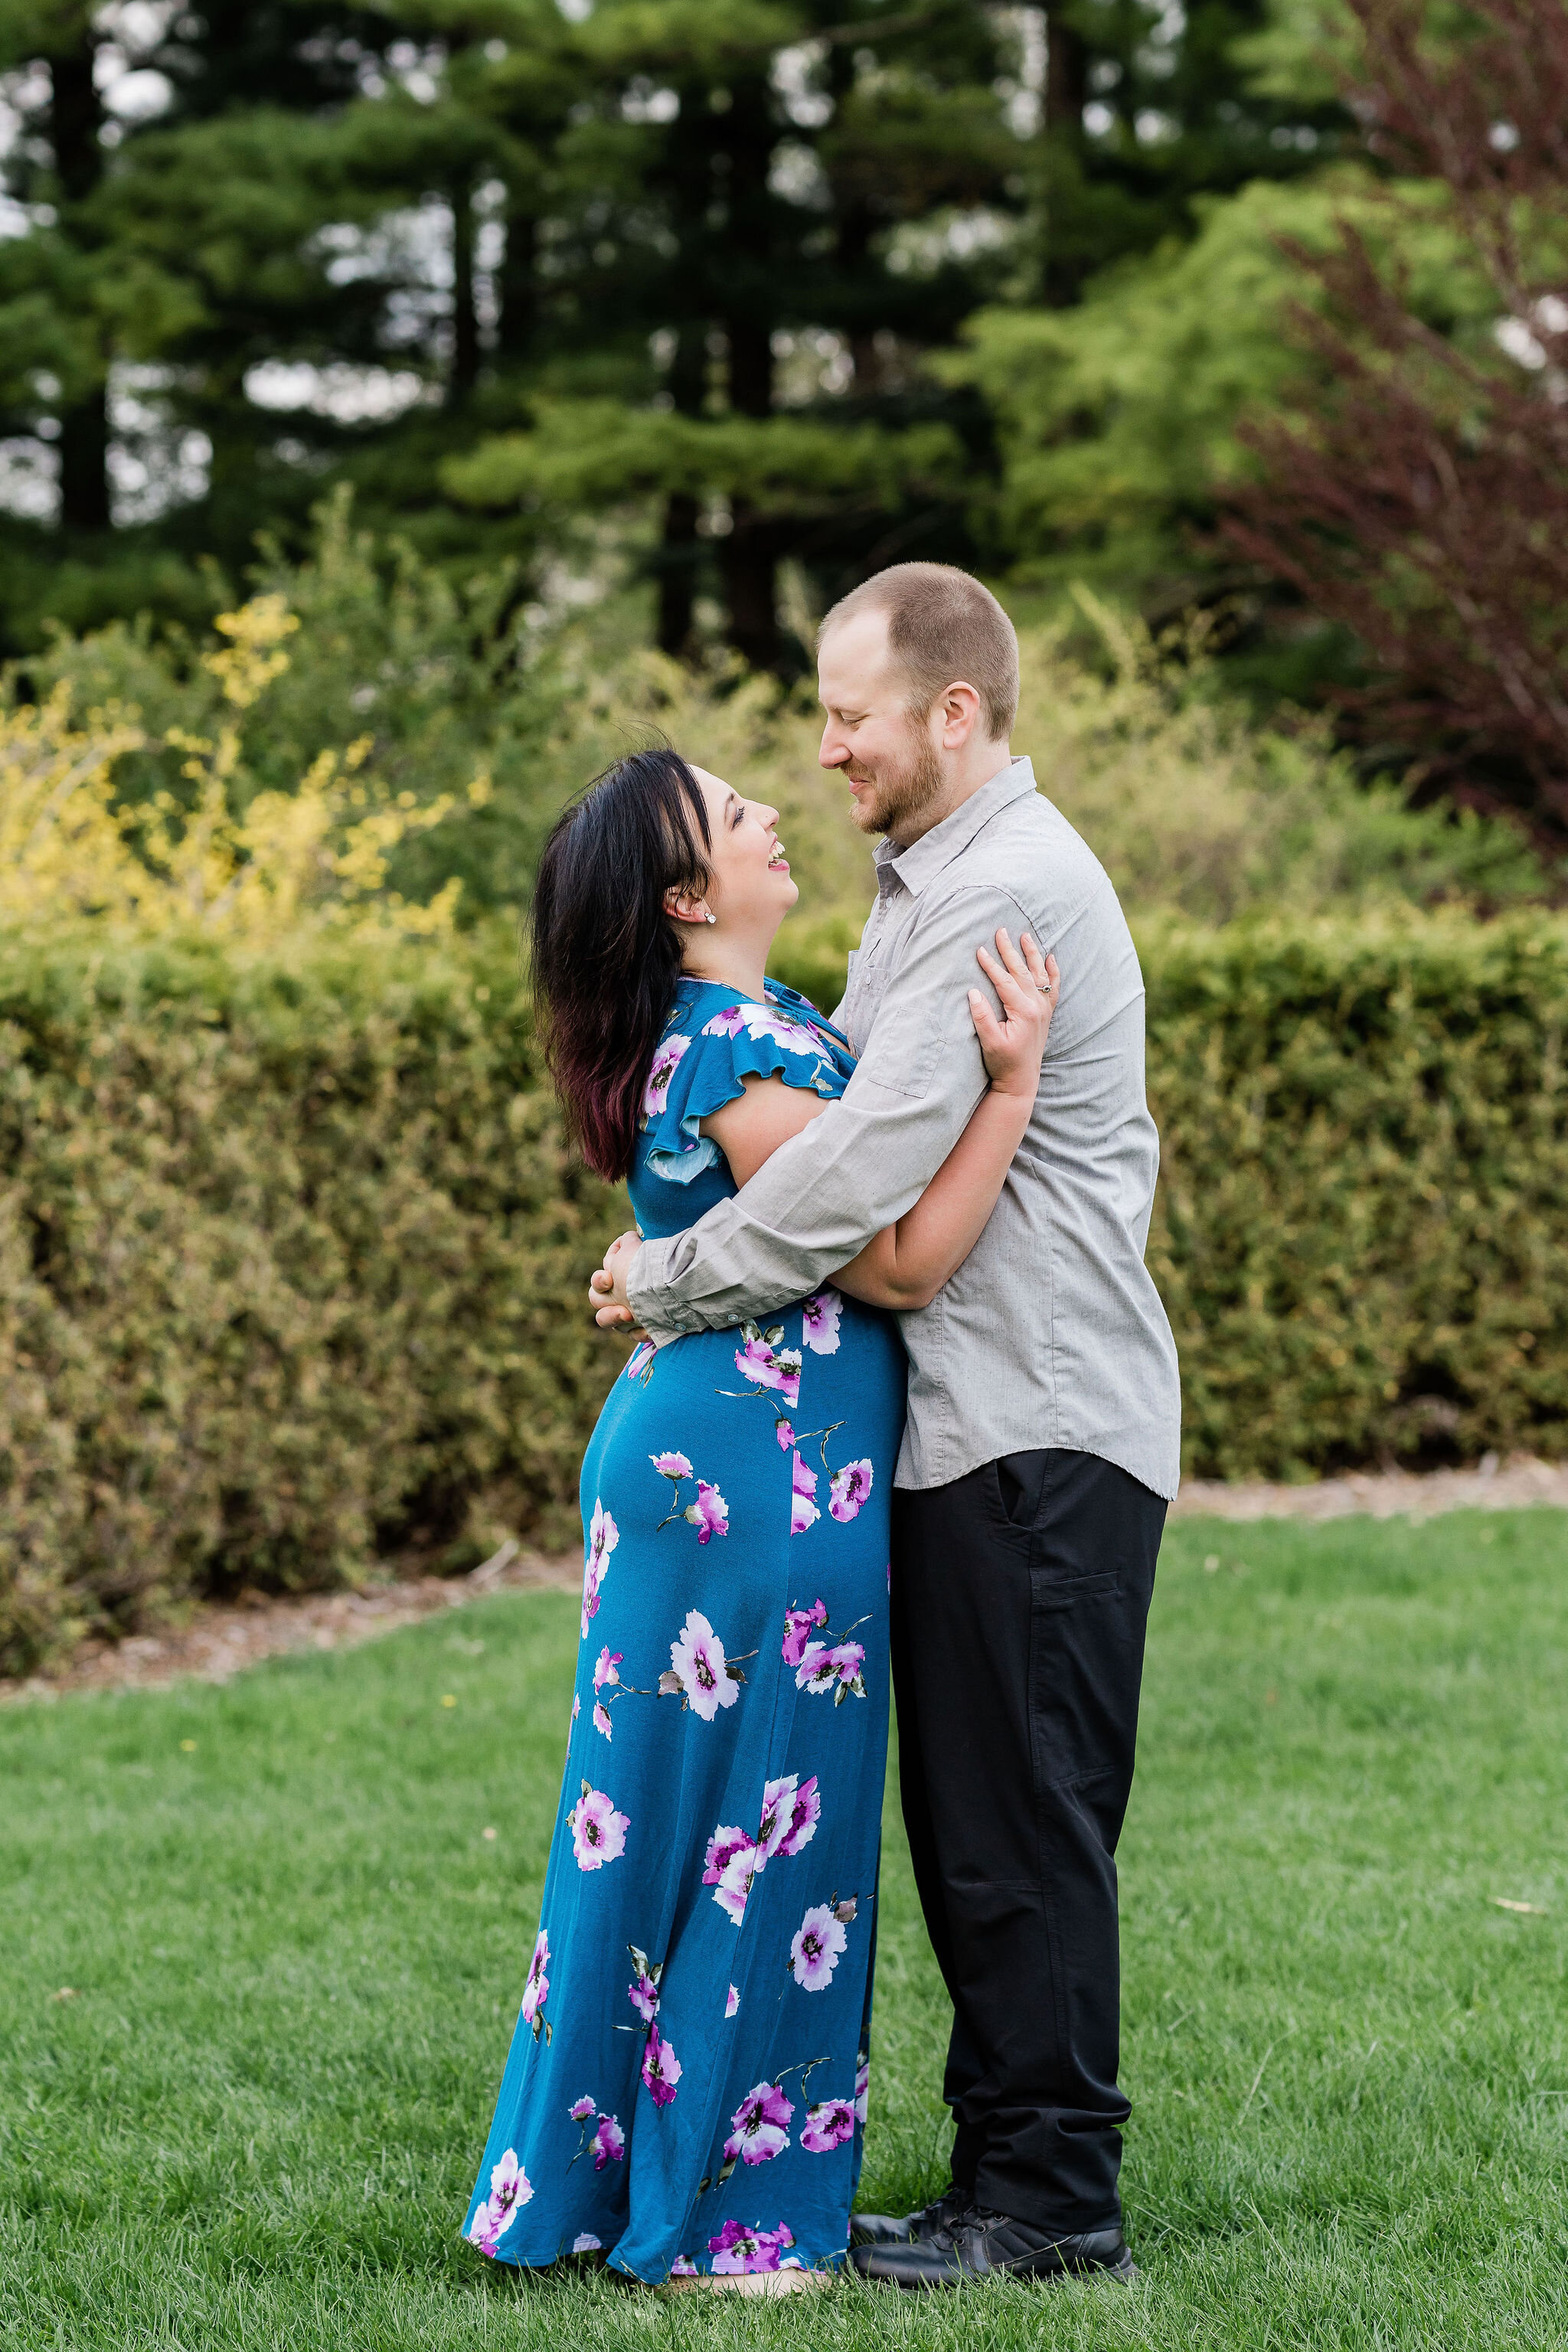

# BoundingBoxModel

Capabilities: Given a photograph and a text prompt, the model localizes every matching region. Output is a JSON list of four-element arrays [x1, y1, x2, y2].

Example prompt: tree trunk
[[719, 511, 782, 673], [656, 494, 701, 658], [1043, 11, 1089, 308], [718, 77, 780, 670], [496, 201, 537, 364], [449, 178, 479, 406], [720, 312, 780, 668], [49, 28, 111, 531], [656, 323, 708, 658]]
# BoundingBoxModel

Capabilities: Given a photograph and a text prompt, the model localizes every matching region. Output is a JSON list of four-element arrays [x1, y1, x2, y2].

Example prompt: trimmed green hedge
[[5, 913, 1568, 1674], [777, 911, 1568, 1480], [0, 932, 627, 1675], [1139, 916, 1568, 1479]]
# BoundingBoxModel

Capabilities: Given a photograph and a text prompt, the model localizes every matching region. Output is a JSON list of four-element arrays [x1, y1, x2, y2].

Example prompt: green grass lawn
[[3, 1509, 1566, 2350]]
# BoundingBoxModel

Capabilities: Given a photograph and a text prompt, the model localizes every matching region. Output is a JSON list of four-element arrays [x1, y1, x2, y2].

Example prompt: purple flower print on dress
[[670, 2255, 697, 2277], [795, 1641, 835, 1694], [713, 1840, 760, 1926], [665, 1609, 740, 1720], [755, 1771, 819, 1862], [781, 1598, 828, 1667], [801, 1291, 842, 1355], [593, 1647, 621, 1694], [801, 2097, 857, 2154], [624, 1336, 656, 1384], [733, 1331, 778, 1385], [796, 1638, 867, 1704], [777, 1775, 821, 1857], [789, 1452, 820, 1536], [568, 2095, 596, 2122], [757, 1008, 818, 1054], [684, 1479, 730, 1544], [568, 1782, 629, 1871], [466, 2149, 532, 2254], [520, 1929, 550, 2039], [642, 1033, 691, 1116], [708, 2219, 797, 2273], [732, 1324, 802, 1409], [592, 1701, 612, 1740], [855, 2050, 870, 2126], [703, 1824, 760, 1924], [828, 1459, 873, 1523], [573, 2234, 603, 2254], [724, 2081, 795, 2165], [570, 1691, 580, 1724], [775, 1417, 795, 1452], [726, 1982, 740, 2018], [652, 1455, 730, 1547], [740, 998, 820, 1056], [591, 2113, 625, 2171], [755, 1773, 798, 1863], [641, 2024, 682, 2106], [704, 1824, 750, 1883], [702, 998, 815, 1057], [789, 1903, 849, 1991], [581, 1501, 617, 1636], [627, 1946, 661, 2024]]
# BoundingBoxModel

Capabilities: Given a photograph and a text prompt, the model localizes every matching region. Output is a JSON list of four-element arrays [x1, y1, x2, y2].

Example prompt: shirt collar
[[873, 756, 1039, 898]]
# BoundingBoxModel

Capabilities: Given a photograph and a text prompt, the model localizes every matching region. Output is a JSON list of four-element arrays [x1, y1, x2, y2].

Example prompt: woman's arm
[[833, 930, 1054, 1311], [591, 930, 1056, 1325], [699, 930, 1054, 1315]]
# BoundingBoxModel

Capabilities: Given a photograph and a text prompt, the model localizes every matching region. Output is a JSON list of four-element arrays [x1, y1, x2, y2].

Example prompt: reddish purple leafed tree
[[1223, 0, 1568, 842]]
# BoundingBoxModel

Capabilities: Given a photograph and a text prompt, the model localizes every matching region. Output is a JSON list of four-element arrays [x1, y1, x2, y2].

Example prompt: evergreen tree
[[1036, 0, 1347, 306], [0, 0, 1354, 665], [446, 1, 1027, 665]]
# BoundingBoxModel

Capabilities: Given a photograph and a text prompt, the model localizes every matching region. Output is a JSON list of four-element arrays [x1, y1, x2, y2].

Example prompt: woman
[[462, 748, 1054, 2290]]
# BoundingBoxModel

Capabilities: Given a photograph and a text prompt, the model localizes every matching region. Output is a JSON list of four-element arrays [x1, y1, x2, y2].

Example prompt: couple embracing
[[462, 564, 1181, 2292]]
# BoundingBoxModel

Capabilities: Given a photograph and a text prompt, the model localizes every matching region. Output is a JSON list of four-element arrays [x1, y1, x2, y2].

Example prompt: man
[[591, 563, 1180, 2288]]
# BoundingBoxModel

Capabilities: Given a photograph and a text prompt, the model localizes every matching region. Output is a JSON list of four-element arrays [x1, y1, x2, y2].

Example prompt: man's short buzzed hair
[[819, 560, 1019, 742]]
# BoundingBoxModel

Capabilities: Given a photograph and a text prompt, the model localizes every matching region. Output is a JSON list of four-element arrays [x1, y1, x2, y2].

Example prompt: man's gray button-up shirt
[[626, 757, 1181, 1500]]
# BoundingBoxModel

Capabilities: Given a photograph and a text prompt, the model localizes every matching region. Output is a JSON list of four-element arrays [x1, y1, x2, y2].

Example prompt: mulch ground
[[11, 1453, 1566, 1704]]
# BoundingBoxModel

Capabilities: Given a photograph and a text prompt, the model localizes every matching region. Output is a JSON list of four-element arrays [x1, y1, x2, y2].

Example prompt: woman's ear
[[665, 888, 712, 926]]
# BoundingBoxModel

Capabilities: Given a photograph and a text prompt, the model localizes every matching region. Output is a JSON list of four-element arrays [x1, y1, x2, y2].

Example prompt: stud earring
[[704, 911, 717, 924]]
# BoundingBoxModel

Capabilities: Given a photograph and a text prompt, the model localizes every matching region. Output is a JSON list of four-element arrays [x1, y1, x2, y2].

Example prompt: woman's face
[[688, 766, 798, 931]]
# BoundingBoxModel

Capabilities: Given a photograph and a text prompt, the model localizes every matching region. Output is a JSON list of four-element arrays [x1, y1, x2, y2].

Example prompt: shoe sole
[[855, 2256, 1139, 2292]]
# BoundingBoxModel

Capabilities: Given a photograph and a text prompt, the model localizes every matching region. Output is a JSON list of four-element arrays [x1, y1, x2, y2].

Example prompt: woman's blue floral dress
[[462, 978, 906, 2283]]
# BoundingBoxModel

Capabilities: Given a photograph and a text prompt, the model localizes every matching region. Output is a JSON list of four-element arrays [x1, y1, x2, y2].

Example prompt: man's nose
[[818, 723, 849, 770]]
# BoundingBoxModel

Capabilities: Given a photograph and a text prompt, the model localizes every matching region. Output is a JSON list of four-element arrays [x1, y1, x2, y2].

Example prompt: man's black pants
[[890, 1448, 1165, 2234]]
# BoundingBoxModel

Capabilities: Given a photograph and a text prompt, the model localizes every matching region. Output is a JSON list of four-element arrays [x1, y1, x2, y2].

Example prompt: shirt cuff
[[625, 1232, 707, 1341]]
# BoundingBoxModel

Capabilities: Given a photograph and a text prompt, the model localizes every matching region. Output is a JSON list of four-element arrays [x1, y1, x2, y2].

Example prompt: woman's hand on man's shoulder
[[968, 929, 1057, 1099]]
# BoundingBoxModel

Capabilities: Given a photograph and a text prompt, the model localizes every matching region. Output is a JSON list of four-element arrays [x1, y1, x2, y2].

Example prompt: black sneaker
[[850, 2207, 1136, 2288], [848, 2184, 970, 2250]]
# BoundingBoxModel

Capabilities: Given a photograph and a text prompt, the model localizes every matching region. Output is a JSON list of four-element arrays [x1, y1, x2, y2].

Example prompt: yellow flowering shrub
[[0, 595, 483, 942]]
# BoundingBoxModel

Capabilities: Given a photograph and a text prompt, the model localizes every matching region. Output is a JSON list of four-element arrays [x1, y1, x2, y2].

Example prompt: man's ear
[[938, 681, 984, 746]]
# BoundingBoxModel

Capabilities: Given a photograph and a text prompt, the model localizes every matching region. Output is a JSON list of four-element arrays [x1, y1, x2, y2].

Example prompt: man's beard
[[845, 723, 945, 839]]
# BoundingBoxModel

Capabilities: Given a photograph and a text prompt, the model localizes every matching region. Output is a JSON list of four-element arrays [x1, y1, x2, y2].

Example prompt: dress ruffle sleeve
[[640, 990, 844, 1187]]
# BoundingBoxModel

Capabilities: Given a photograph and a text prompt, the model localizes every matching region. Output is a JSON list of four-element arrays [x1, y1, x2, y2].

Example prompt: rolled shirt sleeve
[[625, 882, 1026, 1338]]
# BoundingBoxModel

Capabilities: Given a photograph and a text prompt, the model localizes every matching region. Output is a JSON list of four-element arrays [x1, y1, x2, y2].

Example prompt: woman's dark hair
[[531, 746, 712, 1180]]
